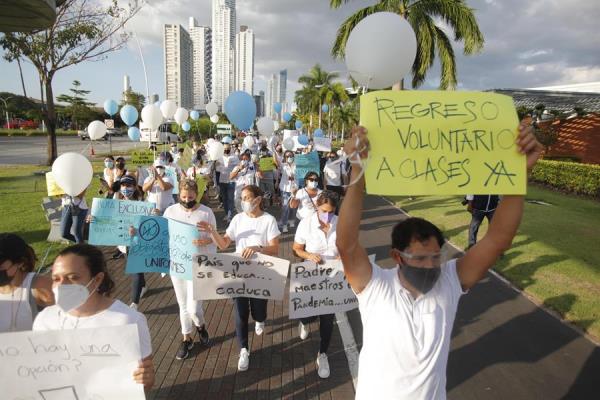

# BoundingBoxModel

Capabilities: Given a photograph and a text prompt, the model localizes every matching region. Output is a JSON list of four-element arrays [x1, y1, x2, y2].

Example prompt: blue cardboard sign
[[89, 198, 155, 246], [295, 151, 321, 187]]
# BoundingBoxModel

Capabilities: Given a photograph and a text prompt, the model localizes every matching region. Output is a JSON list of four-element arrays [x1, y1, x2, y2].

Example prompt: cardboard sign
[[130, 150, 154, 166], [193, 253, 290, 300], [126, 215, 202, 280], [360, 90, 525, 195], [0, 324, 144, 400], [289, 260, 358, 319], [259, 157, 276, 172], [313, 137, 332, 152], [45, 172, 65, 196], [88, 198, 156, 246], [295, 151, 321, 186]]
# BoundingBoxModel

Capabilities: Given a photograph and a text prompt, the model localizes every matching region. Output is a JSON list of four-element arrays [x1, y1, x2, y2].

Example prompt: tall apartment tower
[[163, 24, 193, 110], [189, 17, 212, 109], [235, 25, 254, 95], [266, 73, 277, 119], [278, 69, 287, 105], [212, 0, 236, 108]]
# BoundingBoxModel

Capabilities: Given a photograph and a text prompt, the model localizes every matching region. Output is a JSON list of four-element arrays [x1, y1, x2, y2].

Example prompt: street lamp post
[[0, 96, 12, 129]]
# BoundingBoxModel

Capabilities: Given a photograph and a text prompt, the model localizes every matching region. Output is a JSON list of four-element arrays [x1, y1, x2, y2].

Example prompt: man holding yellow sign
[[337, 112, 543, 399]]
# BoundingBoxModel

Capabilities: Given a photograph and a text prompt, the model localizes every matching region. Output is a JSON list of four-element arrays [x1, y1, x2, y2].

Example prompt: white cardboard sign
[[313, 137, 332, 152]]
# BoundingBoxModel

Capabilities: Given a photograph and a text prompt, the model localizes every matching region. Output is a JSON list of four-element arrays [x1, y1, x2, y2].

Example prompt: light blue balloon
[[190, 110, 200, 121], [283, 112, 292, 122], [127, 126, 140, 141], [104, 99, 118, 116], [295, 120, 303, 130], [322, 104, 329, 113], [182, 121, 191, 132], [222, 136, 232, 144], [274, 102, 282, 114], [298, 134, 309, 146], [314, 128, 324, 137], [119, 104, 138, 126], [224, 91, 257, 130]]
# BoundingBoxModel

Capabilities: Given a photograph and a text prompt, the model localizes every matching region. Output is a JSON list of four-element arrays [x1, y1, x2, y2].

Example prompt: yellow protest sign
[[130, 150, 154, 166], [259, 157, 275, 172], [45, 172, 65, 196], [196, 176, 208, 198], [360, 91, 526, 195]]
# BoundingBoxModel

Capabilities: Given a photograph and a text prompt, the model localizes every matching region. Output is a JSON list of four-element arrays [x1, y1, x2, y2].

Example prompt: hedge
[[530, 160, 600, 197]]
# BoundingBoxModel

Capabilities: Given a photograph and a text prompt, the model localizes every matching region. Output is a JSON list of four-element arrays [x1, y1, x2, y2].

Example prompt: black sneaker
[[197, 325, 211, 346], [175, 339, 194, 360], [111, 249, 123, 260]]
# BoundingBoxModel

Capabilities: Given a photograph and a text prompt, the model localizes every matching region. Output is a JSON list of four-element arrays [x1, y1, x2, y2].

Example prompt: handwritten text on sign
[[193, 253, 290, 300], [0, 324, 144, 400], [289, 260, 358, 319], [360, 91, 525, 195], [126, 215, 200, 280], [89, 198, 155, 246]]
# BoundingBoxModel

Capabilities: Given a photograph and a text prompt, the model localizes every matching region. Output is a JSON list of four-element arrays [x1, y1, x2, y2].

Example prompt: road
[[0, 135, 144, 165]]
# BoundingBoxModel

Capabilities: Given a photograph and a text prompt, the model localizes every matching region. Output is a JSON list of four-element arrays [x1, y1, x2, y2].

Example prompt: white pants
[[171, 276, 205, 335]]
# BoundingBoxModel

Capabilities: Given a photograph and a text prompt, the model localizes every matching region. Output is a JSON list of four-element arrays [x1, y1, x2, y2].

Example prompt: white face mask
[[307, 181, 318, 189], [157, 168, 165, 176], [52, 279, 95, 313], [241, 200, 256, 214]]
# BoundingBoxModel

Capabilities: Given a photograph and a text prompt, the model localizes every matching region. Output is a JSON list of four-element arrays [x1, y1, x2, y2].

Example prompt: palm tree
[[332, 99, 359, 140], [330, 0, 484, 89]]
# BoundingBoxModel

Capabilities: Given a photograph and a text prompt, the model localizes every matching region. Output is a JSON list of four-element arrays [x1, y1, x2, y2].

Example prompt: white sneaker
[[255, 321, 265, 336], [299, 322, 309, 340], [282, 225, 288, 233], [160, 273, 166, 278], [139, 286, 147, 299], [316, 353, 330, 379], [129, 302, 138, 311], [238, 348, 250, 371], [289, 220, 296, 228]]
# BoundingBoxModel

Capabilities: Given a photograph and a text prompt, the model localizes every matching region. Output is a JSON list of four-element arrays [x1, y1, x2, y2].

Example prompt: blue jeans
[[219, 182, 235, 218], [279, 191, 296, 227], [60, 205, 87, 243], [468, 209, 495, 247]]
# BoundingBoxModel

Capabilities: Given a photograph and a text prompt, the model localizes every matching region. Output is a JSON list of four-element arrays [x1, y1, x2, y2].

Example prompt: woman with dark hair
[[276, 150, 297, 233], [292, 191, 340, 379], [199, 185, 280, 372], [290, 171, 322, 222], [33, 244, 155, 389], [0, 233, 54, 332], [60, 188, 89, 244]]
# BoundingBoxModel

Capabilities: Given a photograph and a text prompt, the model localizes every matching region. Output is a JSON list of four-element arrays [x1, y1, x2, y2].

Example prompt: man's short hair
[[391, 217, 444, 251]]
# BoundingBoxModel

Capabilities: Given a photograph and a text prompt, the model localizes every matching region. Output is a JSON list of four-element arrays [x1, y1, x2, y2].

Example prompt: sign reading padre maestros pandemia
[[360, 91, 526, 195]]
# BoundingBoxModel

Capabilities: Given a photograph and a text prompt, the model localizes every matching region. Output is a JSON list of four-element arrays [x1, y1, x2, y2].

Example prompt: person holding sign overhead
[[32, 244, 155, 389], [143, 158, 174, 215], [0, 233, 54, 333], [290, 171, 322, 221], [162, 179, 214, 360], [199, 185, 281, 372], [336, 123, 543, 400], [292, 190, 341, 379]]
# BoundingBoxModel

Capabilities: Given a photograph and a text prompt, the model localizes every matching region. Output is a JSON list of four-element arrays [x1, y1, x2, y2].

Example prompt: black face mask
[[224, 149, 231, 155], [400, 263, 441, 294], [180, 199, 197, 209], [0, 269, 14, 286]]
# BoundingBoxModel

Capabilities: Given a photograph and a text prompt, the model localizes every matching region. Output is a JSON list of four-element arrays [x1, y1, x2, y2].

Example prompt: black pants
[[234, 297, 268, 349], [468, 209, 495, 247], [131, 273, 146, 304], [301, 313, 335, 354]]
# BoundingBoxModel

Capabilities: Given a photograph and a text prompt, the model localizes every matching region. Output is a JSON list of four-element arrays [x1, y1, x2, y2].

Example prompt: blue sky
[[1, 0, 599, 106]]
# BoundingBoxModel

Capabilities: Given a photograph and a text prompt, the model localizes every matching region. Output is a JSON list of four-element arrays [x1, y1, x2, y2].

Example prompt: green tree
[[330, 0, 484, 90], [332, 99, 359, 139], [120, 89, 146, 111], [57, 80, 95, 130], [0, 0, 140, 165]]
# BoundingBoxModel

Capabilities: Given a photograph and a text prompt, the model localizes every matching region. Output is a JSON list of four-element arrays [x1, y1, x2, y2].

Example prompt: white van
[[139, 121, 181, 144]]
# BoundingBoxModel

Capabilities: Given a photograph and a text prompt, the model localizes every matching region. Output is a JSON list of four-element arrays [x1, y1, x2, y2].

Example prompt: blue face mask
[[104, 161, 114, 168], [120, 187, 134, 198]]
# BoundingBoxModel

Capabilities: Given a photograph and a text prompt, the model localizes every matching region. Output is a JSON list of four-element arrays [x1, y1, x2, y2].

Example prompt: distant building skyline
[[163, 23, 193, 109], [235, 25, 254, 96], [189, 17, 212, 109], [212, 0, 236, 108]]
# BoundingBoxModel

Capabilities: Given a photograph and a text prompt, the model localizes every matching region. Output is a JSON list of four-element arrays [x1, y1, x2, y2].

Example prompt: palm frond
[[409, 9, 437, 88], [433, 25, 457, 89], [331, 3, 388, 59]]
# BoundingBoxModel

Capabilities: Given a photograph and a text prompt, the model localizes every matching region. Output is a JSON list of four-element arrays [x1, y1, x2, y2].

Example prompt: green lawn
[[389, 186, 600, 339], [0, 129, 78, 136]]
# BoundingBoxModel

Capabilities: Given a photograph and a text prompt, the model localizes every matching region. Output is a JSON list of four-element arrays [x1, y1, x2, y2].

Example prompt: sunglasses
[[306, 178, 318, 182]]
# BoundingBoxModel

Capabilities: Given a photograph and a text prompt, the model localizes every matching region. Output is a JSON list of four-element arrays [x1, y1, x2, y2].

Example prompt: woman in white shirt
[[162, 179, 214, 360], [200, 185, 280, 372], [0, 233, 54, 332], [290, 171, 322, 221], [292, 191, 340, 379], [229, 151, 258, 213], [276, 150, 297, 233], [143, 159, 174, 215], [33, 244, 154, 390]]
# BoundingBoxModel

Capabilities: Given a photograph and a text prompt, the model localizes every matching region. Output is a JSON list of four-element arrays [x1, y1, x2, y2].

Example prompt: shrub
[[530, 160, 600, 197]]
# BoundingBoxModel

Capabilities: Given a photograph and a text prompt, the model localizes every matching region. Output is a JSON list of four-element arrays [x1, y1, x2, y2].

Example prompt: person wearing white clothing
[[217, 144, 239, 221], [230, 151, 257, 213], [162, 179, 214, 360], [336, 125, 544, 399], [290, 171, 322, 221], [199, 185, 280, 372], [276, 150, 297, 232], [143, 159, 174, 214]]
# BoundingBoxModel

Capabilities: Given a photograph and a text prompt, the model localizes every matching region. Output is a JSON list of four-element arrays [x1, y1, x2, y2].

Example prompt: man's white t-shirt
[[279, 163, 297, 193], [294, 213, 339, 259], [33, 299, 152, 359], [225, 212, 281, 254], [218, 155, 239, 184], [294, 188, 322, 220], [144, 174, 174, 212], [355, 259, 465, 400], [163, 203, 217, 254]]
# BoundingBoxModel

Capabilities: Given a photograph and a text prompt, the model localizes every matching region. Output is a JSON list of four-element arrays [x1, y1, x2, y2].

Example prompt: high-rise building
[[163, 24, 193, 110], [123, 75, 131, 93], [266, 73, 277, 119], [278, 69, 287, 104], [235, 25, 254, 95], [212, 0, 236, 108], [254, 90, 265, 117], [189, 17, 212, 110]]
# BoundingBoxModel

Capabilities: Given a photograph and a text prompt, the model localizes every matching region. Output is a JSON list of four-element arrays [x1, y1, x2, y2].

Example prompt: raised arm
[[197, 221, 232, 250], [336, 126, 372, 293], [457, 119, 544, 289]]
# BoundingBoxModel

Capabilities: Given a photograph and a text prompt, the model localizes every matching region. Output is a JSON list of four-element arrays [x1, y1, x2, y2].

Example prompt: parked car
[[3, 118, 39, 129], [78, 128, 108, 140], [139, 121, 181, 144], [106, 127, 124, 137]]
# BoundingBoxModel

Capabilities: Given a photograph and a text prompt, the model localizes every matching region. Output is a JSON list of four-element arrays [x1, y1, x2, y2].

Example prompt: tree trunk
[[45, 77, 58, 165], [16, 57, 27, 98]]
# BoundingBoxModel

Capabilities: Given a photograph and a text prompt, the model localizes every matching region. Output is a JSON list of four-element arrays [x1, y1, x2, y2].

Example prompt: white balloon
[[282, 137, 294, 151], [87, 120, 107, 140], [208, 142, 224, 161], [160, 100, 177, 119], [141, 104, 163, 131], [268, 135, 279, 147], [257, 117, 275, 136], [210, 114, 219, 124], [207, 138, 215, 146], [345, 12, 417, 89], [243, 135, 255, 148], [51, 152, 93, 196], [206, 102, 219, 117], [174, 107, 189, 125]]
